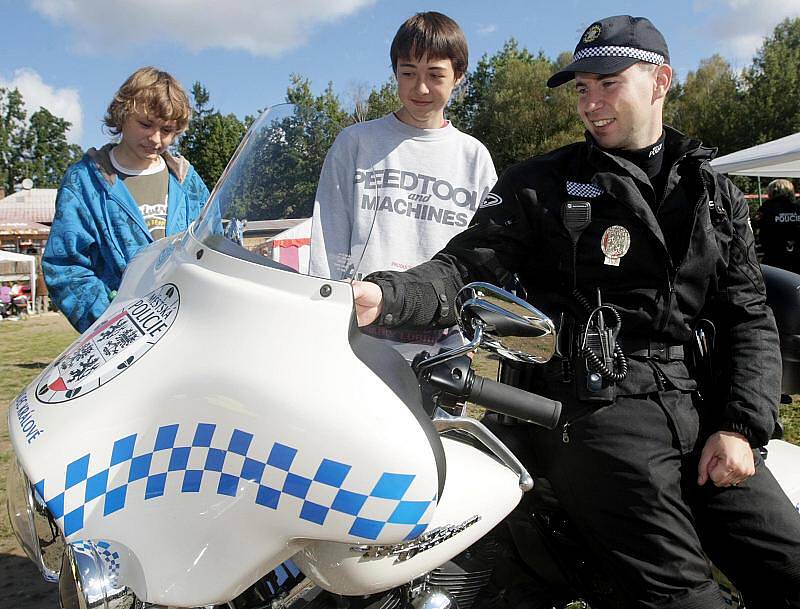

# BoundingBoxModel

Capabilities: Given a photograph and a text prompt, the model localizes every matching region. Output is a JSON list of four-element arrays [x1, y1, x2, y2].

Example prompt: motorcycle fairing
[[9, 229, 442, 606], [294, 435, 524, 595]]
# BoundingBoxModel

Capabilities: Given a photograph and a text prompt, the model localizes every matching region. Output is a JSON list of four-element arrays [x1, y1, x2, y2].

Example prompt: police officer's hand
[[352, 281, 383, 327], [697, 431, 755, 487]]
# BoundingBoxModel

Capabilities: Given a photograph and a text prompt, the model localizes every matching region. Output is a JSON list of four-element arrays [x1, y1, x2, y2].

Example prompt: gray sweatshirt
[[310, 113, 497, 281]]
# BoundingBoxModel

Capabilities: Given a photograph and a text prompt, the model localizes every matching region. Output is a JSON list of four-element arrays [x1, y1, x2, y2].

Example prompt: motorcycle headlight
[[59, 542, 141, 609], [6, 454, 63, 582]]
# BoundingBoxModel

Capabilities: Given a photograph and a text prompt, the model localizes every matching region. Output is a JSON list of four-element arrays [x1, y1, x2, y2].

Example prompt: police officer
[[758, 178, 800, 272], [352, 15, 800, 609]]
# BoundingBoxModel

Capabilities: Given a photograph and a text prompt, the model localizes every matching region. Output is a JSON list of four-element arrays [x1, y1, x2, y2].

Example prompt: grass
[[781, 395, 800, 445], [0, 314, 77, 552], [0, 316, 797, 553]]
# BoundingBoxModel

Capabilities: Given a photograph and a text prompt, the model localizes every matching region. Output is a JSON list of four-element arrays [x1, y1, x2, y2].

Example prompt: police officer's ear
[[653, 64, 673, 102]]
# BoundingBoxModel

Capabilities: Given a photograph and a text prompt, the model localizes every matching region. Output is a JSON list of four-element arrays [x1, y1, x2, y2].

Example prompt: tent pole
[[757, 176, 762, 201]]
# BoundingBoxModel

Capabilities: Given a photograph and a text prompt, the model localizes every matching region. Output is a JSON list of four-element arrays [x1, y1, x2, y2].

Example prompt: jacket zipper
[[656, 164, 711, 334], [561, 407, 598, 443]]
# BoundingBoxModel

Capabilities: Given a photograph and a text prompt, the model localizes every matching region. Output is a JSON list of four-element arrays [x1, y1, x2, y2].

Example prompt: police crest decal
[[35, 284, 180, 404]]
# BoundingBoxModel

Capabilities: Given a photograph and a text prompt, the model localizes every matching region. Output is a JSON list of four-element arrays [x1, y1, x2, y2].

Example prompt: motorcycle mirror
[[455, 282, 556, 364]]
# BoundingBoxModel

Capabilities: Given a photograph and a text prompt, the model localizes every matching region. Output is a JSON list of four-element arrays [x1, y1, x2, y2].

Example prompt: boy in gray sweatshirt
[[309, 11, 496, 354]]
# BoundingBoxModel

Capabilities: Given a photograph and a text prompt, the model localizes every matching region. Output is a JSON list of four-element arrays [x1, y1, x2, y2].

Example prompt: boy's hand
[[352, 281, 384, 327]]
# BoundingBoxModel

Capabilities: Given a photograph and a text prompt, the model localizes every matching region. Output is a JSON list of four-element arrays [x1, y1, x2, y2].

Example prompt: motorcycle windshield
[[193, 103, 379, 282]]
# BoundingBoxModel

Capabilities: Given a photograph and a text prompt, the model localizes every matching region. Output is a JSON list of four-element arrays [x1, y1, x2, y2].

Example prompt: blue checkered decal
[[73, 540, 121, 587], [34, 424, 435, 542], [566, 181, 604, 199]]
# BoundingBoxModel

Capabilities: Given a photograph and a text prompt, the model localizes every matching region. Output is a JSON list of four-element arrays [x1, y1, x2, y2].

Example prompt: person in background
[[309, 11, 496, 358], [43, 67, 209, 333], [0, 282, 11, 306], [758, 178, 800, 272]]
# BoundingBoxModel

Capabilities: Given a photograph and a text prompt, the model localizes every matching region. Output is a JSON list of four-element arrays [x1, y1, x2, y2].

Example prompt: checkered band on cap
[[572, 45, 665, 66]]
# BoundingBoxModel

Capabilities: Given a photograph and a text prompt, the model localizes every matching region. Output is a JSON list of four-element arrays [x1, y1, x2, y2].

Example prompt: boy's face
[[116, 110, 178, 169], [395, 54, 460, 129]]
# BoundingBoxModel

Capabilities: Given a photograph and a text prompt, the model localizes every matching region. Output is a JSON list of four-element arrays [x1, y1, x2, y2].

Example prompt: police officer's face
[[575, 63, 670, 151]]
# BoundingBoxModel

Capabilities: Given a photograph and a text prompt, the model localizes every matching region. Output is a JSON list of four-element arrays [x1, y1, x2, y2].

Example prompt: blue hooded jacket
[[43, 145, 210, 332]]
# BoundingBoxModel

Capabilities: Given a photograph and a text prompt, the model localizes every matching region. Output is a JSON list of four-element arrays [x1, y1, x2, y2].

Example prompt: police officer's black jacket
[[367, 127, 781, 446]]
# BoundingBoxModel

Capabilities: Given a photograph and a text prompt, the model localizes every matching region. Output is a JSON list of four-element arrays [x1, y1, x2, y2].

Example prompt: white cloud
[[695, 0, 800, 62], [478, 24, 498, 35], [0, 69, 83, 143], [30, 0, 376, 56]]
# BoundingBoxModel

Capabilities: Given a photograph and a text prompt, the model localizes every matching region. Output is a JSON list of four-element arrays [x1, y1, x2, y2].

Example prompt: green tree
[[22, 108, 82, 188], [667, 55, 745, 155], [0, 88, 29, 193], [220, 75, 352, 222], [180, 82, 247, 189], [0, 89, 81, 192], [451, 41, 582, 172], [449, 39, 536, 133], [743, 17, 800, 142], [352, 79, 400, 123]]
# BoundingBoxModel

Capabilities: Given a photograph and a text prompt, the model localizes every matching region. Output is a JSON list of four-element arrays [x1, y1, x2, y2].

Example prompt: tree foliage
[[215, 75, 356, 222], [352, 79, 400, 123], [179, 82, 247, 190], [23, 108, 83, 188], [743, 17, 800, 142], [667, 55, 744, 155], [450, 41, 583, 172], [0, 88, 81, 192]]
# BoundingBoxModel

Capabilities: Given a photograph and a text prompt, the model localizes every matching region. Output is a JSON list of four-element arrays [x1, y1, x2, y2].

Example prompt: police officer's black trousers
[[529, 388, 800, 609]]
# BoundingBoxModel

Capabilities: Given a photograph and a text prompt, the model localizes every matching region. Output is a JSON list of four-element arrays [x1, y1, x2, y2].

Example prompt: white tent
[[0, 250, 36, 305], [711, 131, 800, 177], [269, 218, 311, 273]]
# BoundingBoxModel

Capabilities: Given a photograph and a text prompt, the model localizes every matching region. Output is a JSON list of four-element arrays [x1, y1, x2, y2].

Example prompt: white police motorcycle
[[6, 104, 800, 609], [6, 104, 564, 609]]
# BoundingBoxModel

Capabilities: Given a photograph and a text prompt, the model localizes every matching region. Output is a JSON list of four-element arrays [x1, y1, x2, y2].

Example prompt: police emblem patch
[[35, 284, 180, 404], [583, 23, 602, 43], [600, 225, 631, 267]]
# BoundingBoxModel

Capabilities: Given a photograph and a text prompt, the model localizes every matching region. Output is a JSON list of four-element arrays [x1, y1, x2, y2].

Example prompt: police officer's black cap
[[547, 15, 670, 88]]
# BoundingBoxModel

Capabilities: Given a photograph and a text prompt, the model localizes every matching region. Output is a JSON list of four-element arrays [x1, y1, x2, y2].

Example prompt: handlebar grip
[[469, 376, 562, 429]]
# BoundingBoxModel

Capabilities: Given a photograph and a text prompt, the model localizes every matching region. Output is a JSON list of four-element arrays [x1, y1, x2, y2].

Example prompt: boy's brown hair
[[104, 67, 192, 135], [390, 12, 468, 79]]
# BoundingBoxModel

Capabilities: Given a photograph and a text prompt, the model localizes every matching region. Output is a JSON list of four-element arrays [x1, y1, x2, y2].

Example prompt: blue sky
[[2, 0, 798, 151]]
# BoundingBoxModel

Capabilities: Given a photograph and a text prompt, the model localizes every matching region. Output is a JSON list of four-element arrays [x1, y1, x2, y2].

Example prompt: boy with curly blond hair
[[44, 67, 209, 332]]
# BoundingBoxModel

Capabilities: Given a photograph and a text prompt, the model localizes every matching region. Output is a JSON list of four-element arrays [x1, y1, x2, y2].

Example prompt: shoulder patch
[[566, 181, 604, 199], [479, 193, 503, 208]]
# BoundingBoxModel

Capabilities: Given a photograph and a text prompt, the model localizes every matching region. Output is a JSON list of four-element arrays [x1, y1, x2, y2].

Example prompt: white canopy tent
[[0, 250, 36, 305], [710, 131, 800, 177]]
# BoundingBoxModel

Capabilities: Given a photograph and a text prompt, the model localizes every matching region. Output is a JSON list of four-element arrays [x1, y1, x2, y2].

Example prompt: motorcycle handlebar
[[469, 375, 562, 429]]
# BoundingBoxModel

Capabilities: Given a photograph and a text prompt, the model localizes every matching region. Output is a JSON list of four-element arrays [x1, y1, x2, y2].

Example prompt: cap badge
[[601, 225, 631, 266], [583, 23, 602, 43]]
